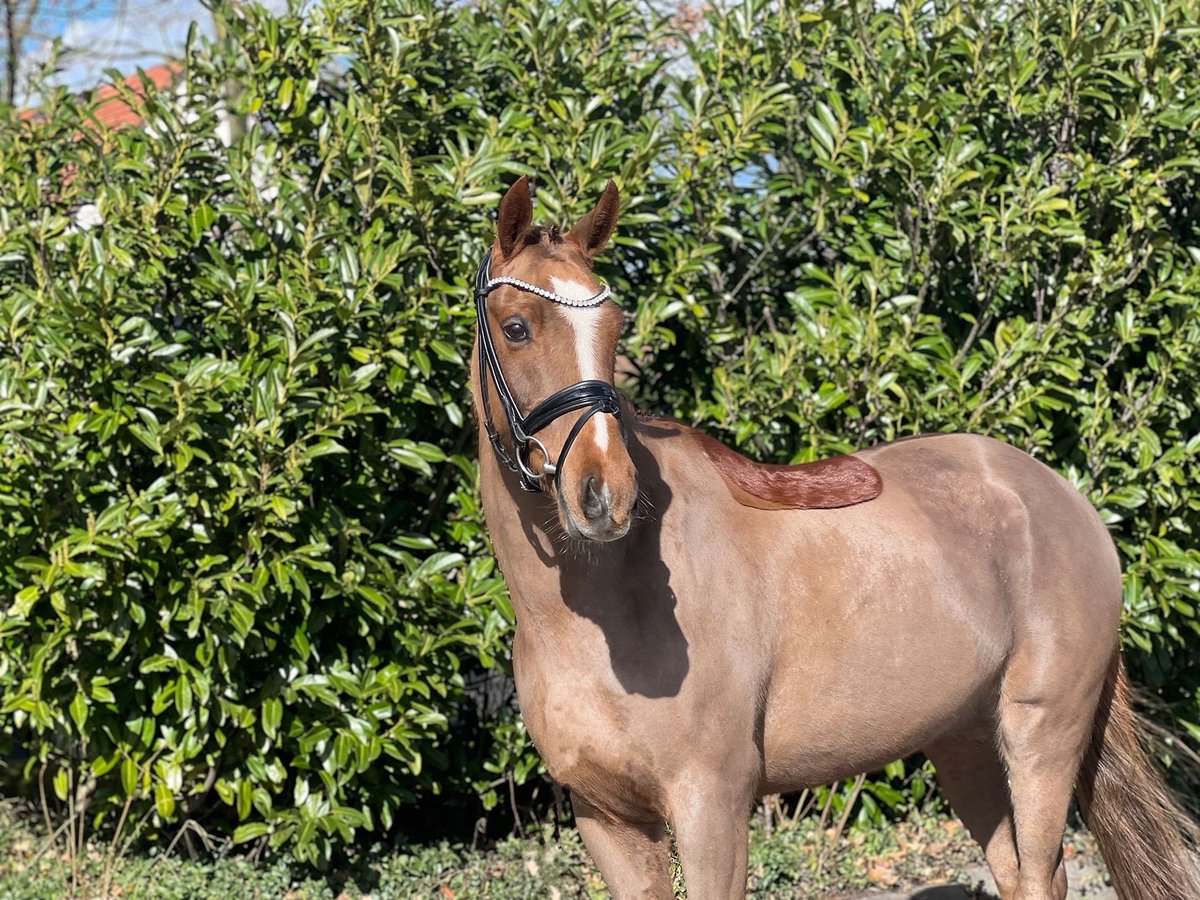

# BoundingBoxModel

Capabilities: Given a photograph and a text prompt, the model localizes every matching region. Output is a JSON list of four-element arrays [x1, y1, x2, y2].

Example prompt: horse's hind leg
[[998, 650, 1106, 900], [926, 725, 1020, 900]]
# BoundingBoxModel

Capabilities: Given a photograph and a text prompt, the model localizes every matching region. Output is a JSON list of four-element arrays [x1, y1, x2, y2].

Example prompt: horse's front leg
[[573, 795, 673, 899], [670, 775, 753, 899]]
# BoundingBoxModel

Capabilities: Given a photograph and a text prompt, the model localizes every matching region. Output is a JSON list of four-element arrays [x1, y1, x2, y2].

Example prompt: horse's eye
[[502, 320, 530, 343]]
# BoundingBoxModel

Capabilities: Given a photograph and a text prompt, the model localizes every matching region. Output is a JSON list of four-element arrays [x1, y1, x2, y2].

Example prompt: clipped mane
[[682, 425, 881, 510]]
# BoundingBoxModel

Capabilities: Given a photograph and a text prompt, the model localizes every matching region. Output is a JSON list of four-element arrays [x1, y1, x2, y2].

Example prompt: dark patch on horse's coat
[[687, 428, 882, 510]]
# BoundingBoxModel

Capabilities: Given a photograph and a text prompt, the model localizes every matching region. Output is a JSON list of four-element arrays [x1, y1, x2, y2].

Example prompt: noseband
[[474, 250, 623, 493]]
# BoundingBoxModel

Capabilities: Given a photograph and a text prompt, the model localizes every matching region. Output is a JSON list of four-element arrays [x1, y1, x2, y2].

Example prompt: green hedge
[[1, 0, 1198, 864]]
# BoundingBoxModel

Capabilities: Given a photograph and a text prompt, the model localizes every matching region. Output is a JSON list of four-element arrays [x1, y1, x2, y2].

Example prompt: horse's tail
[[1075, 652, 1200, 899]]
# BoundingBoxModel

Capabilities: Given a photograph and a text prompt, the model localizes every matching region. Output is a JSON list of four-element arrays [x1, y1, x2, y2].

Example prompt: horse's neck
[[479, 424, 698, 706]]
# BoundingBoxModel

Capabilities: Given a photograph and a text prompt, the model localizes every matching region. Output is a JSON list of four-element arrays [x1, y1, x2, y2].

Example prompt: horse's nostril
[[583, 476, 606, 522]]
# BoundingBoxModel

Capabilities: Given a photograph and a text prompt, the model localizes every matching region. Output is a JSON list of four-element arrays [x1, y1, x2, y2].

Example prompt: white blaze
[[550, 276, 610, 452]]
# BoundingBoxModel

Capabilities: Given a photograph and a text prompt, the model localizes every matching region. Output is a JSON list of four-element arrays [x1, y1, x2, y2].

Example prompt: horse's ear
[[495, 175, 533, 262], [567, 180, 619, 263]]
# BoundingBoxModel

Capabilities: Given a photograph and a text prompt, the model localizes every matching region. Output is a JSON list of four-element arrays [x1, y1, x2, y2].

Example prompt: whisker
[[633, 488, 657, 523], [542, 510, 565, 541]]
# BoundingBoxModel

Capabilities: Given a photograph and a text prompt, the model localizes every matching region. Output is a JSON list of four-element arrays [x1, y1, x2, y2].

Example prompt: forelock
[[504, 223, 590, 267], [522, 224, 564, 247]]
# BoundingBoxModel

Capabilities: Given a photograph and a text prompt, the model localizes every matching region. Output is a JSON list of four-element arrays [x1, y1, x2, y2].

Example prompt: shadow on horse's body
[[472, 176, 1199, 900]]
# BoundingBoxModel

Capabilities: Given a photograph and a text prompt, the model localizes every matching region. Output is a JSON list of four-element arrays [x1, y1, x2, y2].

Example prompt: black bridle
[[475, 250, 623, 493]]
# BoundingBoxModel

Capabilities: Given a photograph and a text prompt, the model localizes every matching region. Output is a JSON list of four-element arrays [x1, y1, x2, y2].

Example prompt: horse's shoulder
[[635, 416, 881, 510]]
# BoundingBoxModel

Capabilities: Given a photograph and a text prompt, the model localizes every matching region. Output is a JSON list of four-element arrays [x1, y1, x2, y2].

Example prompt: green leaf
[[233, 822, 270, 844], [155, 781, 176, 819], [69, 692, 88, 731], [263, 698, 282, 739], [53, 769, 69, 803], [121, 757, 138, 798]]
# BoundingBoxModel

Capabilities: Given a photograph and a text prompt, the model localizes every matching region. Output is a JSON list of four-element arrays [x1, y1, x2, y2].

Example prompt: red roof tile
[[92, 63, 182, 130]]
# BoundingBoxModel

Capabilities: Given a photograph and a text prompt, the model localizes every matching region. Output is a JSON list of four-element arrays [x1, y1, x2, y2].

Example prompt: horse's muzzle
[[564, 472, 636, 542]]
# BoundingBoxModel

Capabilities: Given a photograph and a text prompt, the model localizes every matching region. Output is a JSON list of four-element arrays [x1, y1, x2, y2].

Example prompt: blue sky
[[20, 1, 207, 98], [19, 0, 284, 102]]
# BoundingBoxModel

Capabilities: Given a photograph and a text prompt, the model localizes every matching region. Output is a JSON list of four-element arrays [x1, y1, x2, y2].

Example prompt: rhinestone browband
[[484, 276, 611, 308]]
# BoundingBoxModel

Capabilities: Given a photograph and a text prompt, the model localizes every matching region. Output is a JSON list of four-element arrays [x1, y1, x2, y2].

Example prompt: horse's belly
[[758, 596, 1005, 792], [758, 672, 984, 792]]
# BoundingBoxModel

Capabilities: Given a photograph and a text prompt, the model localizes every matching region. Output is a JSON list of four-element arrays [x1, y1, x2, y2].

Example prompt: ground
[[0, 799, 1113, 898], [788, 819, 1113, 900], [837, 849, 1116, 899]]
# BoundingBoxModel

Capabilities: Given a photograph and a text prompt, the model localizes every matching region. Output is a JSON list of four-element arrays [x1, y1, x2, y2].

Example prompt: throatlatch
[[474, 250, 623, 493]]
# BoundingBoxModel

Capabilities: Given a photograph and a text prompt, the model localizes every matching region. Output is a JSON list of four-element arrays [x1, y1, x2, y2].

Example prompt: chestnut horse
[[470, 176, 1198, 899]]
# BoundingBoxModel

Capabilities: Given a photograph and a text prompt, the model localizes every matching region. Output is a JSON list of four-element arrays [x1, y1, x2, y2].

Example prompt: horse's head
[[473, 176, 637, 543]]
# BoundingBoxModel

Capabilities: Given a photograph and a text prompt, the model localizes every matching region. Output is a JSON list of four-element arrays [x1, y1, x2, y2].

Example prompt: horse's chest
[[513, 638, 667, 823]]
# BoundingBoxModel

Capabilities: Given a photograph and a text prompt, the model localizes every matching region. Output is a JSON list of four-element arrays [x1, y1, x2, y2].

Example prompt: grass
[[0, 798, 1107, 899]]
